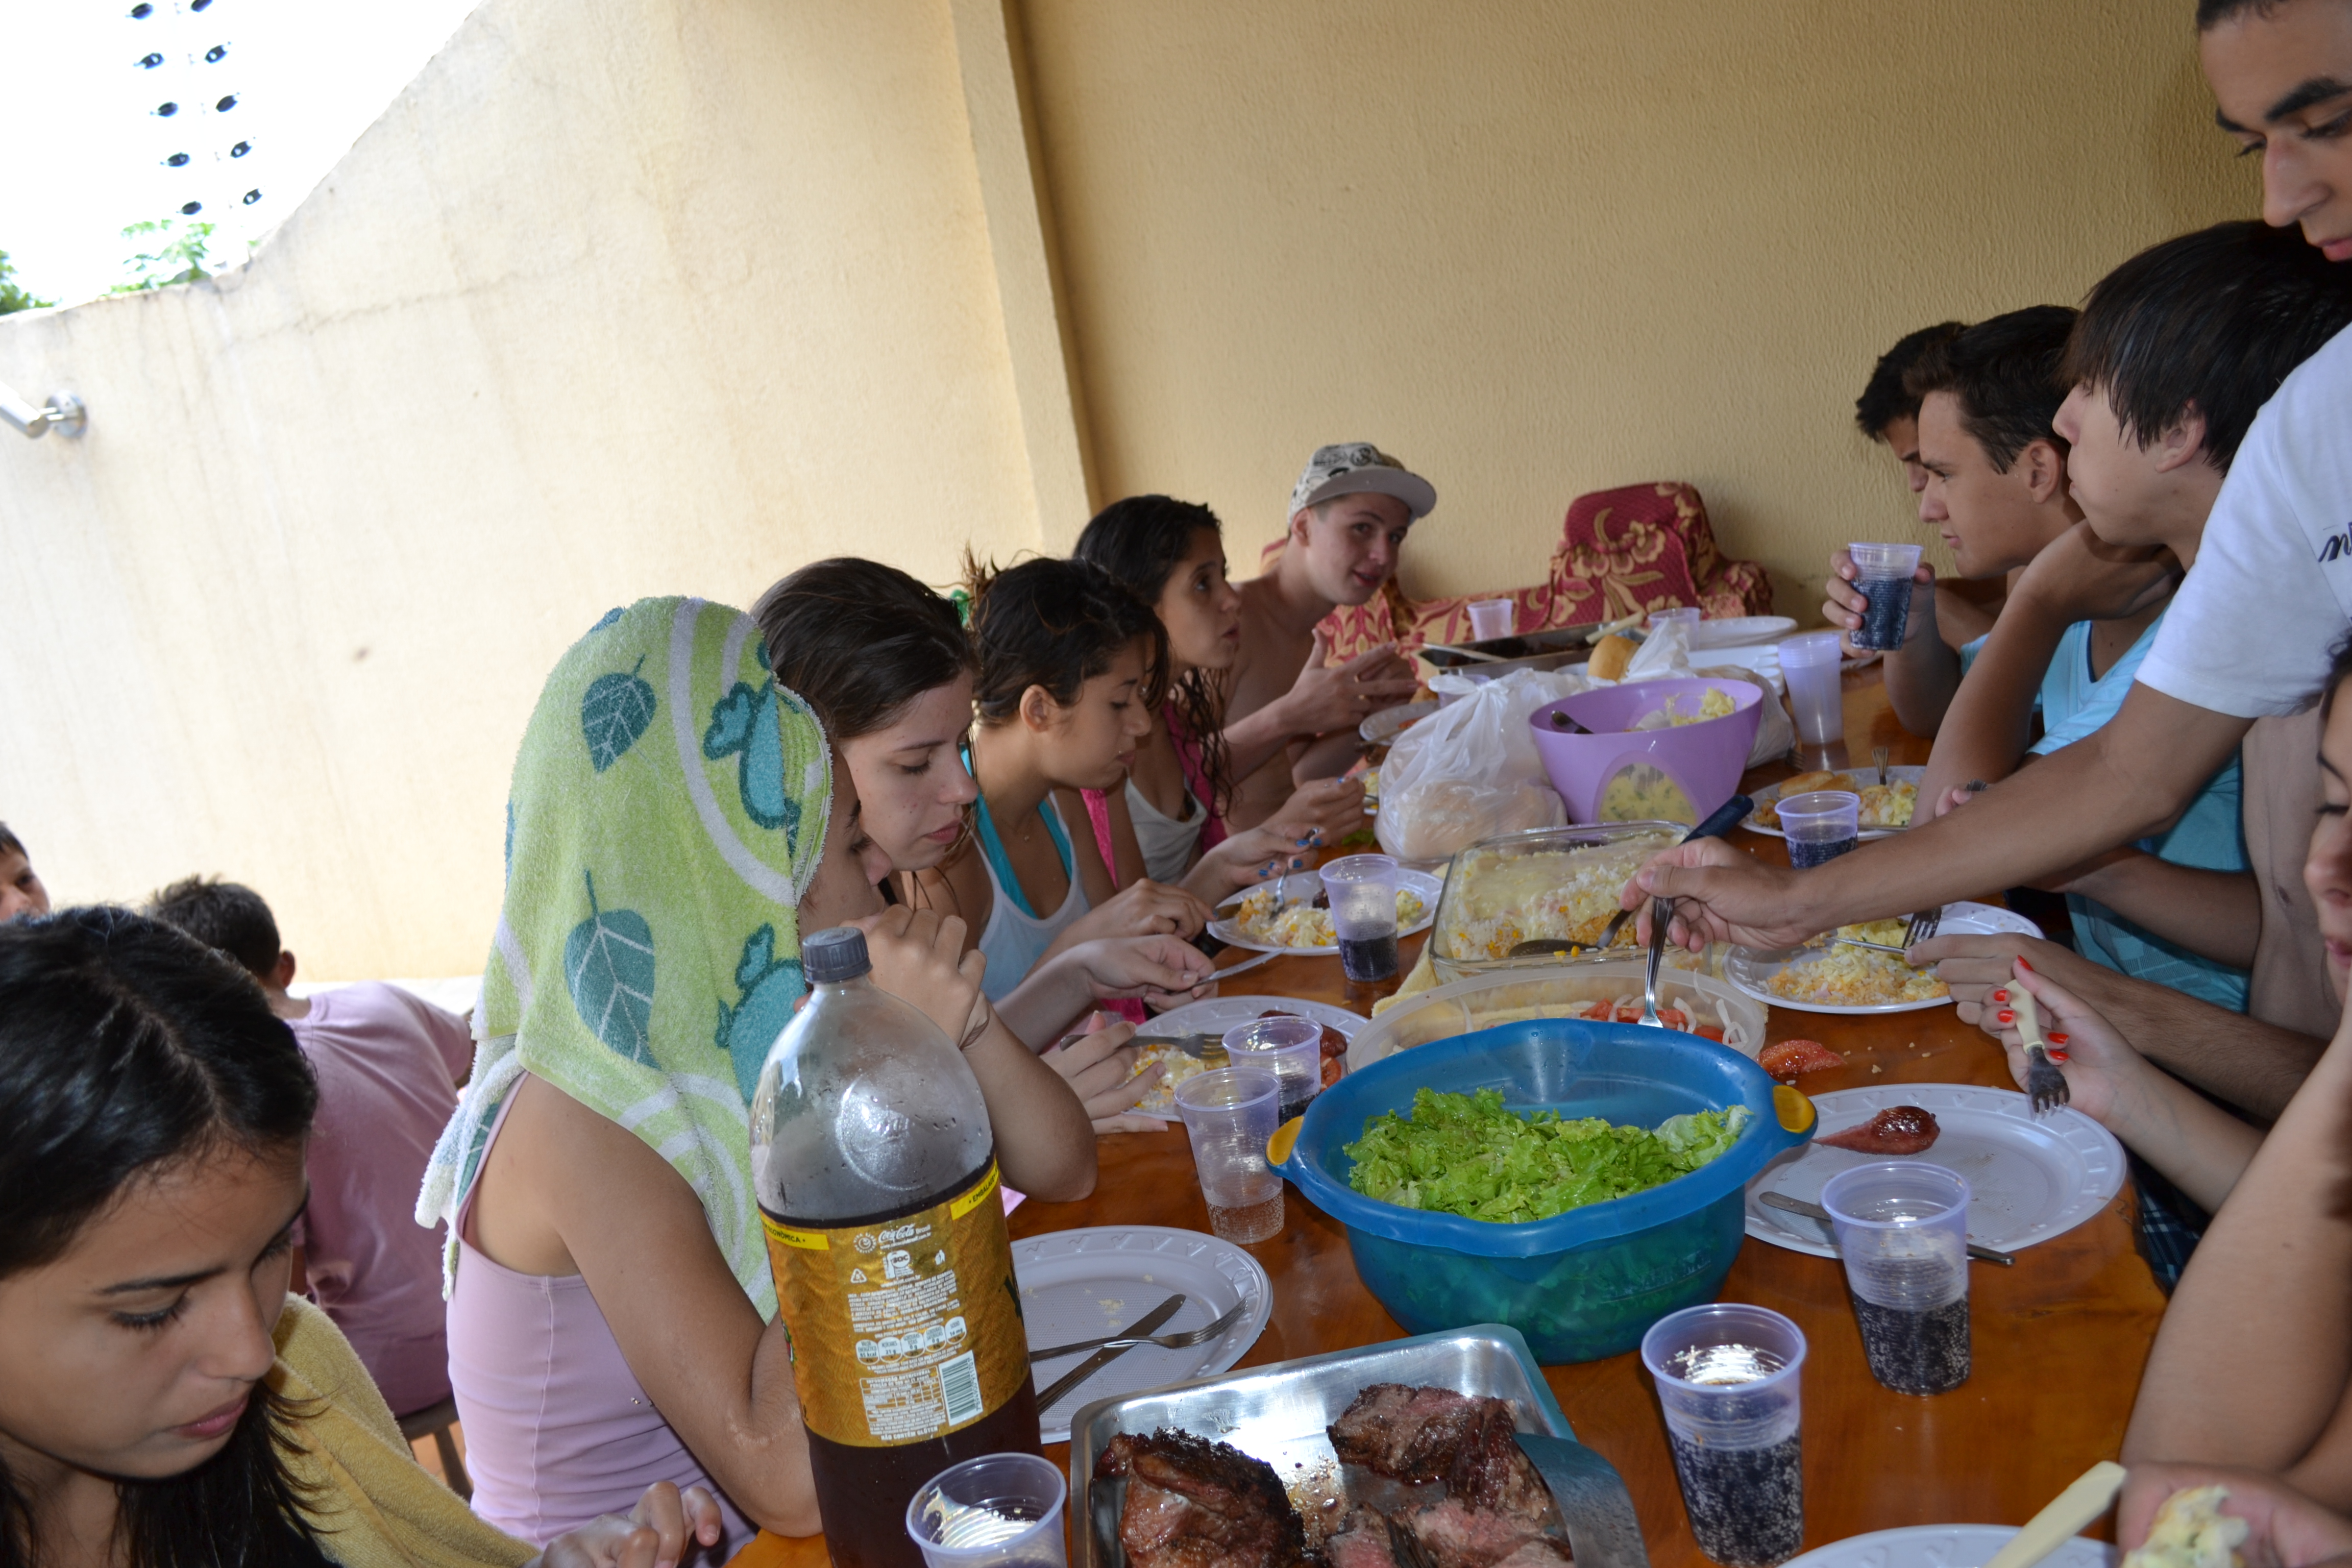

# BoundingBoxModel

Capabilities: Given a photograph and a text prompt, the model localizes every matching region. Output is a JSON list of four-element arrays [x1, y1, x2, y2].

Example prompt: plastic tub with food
[[1424, 822, 1684, 980], [1350, 962, 1767, 1073], [1270, 1022, 1816, 1362], [1532, 676, 1763, 826]]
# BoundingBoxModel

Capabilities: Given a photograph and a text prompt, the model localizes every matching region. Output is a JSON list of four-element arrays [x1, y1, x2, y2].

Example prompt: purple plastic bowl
[[1531, 677, 1763, 825]]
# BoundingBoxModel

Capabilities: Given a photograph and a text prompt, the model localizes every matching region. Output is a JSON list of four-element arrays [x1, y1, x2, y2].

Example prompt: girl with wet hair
[[1073, 496, 1369, 893], [0, 906, 721, 1567], [914, 556, 1212, 1001]]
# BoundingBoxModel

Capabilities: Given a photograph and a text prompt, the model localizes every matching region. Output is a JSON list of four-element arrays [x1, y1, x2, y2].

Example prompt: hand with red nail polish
[[1992, 989, 2008, 1003], [1997, 1010, 2015, 1024]]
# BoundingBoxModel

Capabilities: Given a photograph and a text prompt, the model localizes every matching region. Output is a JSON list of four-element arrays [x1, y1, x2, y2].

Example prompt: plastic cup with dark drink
[[1222, 1015, 1325, 1122], [1821, 1162, 1972, 1396], [1846, 543, 1924, 652], [1777, 790, 1861, 869], [1640, 1303, 1808, 1566], [906, 1452, 1068, 1568], [1173, 1067, 1284, 1243], [1320, 853, 1403, 982]]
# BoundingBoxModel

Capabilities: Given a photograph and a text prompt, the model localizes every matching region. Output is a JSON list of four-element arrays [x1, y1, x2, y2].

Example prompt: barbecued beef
[[1328, 1384, 1506, 1483], [1444, 1400, 1556, 1526], [1098, 1429, 1311, 1568], [1406, 1498, 1574, 1568], [1320, 1512, 1404, 1568]]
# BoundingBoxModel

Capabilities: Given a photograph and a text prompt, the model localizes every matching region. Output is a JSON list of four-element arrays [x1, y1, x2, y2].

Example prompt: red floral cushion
[[1260, 481, 1773, 662]]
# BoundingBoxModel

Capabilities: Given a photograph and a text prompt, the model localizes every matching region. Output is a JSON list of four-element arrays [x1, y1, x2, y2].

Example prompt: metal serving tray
[[1066, 1324, 1645, 1568], [1418, 622, 1609, 680]]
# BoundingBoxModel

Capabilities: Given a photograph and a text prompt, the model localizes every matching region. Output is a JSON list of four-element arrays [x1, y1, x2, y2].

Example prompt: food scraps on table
[[1757, 1038, 1845, 1081], [2122, 1486, 2248, 1568], [1753, 771, 1918, 830], [1344, 1086, 1750, 1223], [1439, 830, 1679, 960], [1231, 884, 1428, 948], [1817, 1105, 1942, 1155], [1766, 944, 1949, 1008]]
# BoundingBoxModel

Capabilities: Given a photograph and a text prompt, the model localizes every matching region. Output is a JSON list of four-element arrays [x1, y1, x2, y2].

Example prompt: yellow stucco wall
[[1020, 0, 2261, 607], [0, 0, 1036, 977], [0, 0, 2267, 978]]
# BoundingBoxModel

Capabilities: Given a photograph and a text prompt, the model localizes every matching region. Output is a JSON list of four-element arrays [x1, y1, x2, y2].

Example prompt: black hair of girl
[[961, 553, 1170, 726], [0, 908, 326, 1568], [1073, 495, 1236, 818], [754, 558, 976, 742], [2324, 633, 2352, 724]]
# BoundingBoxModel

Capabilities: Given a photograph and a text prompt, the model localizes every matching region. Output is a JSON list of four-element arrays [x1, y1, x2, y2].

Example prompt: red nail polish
[[1997, 1010, 2014, 1023], [2017, 958, 2033, 972], [2048, 1050, 2070, 1063], [1992, 989, 2008, 1003], [2049, 1032, 2069, 1045]]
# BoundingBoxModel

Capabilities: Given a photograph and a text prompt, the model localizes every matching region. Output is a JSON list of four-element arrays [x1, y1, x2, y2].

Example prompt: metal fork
[[1872, 745, 1890, 786], [2025, 1047, 2072, 1115], [1636, 896, 1672, 1028], [1027, 1301, 1247, 1362], [1902, 906, 1943, 946]]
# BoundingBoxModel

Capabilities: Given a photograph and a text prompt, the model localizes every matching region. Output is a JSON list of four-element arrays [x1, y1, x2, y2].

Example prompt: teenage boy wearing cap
[[1219, 444, 1434, 831]]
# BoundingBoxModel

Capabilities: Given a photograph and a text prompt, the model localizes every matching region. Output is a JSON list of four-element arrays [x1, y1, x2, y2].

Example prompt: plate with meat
[[1742, 1085, 2125, 1258], [1129, 998, 1362, 1115], [1014, 1226, 1272, 1443], [1069, 1325, 1640, 1568]]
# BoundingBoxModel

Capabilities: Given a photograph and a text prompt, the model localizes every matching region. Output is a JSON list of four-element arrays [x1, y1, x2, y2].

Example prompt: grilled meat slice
[[1098, 1429, 1311, 1568], [1328, 1384, 1505, 1483], [1321, 1511, 1405, 1568], [1444, 1400, 1557, 1527], [1407, 1498, 1575, 1568]]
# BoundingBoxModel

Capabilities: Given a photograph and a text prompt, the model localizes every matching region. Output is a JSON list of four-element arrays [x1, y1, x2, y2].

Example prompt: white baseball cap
[[1288, 442, 1437, 521]]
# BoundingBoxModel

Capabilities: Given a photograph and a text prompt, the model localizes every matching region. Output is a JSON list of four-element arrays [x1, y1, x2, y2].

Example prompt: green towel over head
[[421, 597, 832, 1314]]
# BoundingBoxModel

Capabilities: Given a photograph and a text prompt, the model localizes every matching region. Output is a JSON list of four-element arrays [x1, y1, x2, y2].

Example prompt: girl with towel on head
[[420, 599, 1094, 1554], [0, 906, 720, 1568]]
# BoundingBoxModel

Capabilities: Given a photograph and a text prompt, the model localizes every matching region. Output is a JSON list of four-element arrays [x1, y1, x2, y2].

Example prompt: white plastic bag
[[1374, 667, 1585, 860], [1615, 621, 1795, 766]]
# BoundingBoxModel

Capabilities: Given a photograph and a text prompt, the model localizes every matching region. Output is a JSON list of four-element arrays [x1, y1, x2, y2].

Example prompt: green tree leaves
[[0, 252, 48, 315], [565, 871, 655, 1062], [581, 655, 657, 773]]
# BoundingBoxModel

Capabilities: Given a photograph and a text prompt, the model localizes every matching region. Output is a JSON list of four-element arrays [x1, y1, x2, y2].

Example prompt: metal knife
[[1034, 1292, 1188, 1412], [1206, 949, 1279, 983], [1758, 1188, 2014, 1266]]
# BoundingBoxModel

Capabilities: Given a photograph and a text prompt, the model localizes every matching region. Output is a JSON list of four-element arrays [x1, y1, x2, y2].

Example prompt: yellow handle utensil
[[1980, 1461, 2128, 1568]]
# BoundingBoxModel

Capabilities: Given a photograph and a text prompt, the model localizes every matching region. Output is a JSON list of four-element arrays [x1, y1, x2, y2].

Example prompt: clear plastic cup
[[905, 1451, 1068, 1568], [1319, 853, 1403, 982], [1173, 1067, 1284, 1243], [1776, 790, 1860, 869], [1223, 1015, 1325, 1122], [1846, 543, 1924, 652], [1821, 1162, 1972, 1395], [1641, 1303, 1807, 1566], [1777, 631, 1846, 748], [1467, 598, 1516, 641], [1649, 606, 1702, 634]]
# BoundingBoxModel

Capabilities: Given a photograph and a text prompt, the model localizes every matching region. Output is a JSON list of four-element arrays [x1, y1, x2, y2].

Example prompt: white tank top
[[972, 794, 1092, 1000], [1125, 778, 1207, 886]]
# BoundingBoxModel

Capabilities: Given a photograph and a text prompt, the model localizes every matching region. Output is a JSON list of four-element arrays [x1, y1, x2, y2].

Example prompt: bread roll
[[1588, 633, 1637, 682]]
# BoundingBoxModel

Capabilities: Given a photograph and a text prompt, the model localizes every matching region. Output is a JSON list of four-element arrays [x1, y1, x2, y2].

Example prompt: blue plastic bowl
[[1270, 1019, 1815, 1364]]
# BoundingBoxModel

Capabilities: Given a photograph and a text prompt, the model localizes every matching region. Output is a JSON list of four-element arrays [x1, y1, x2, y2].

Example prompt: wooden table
[[743, 666, 2165, 1567]]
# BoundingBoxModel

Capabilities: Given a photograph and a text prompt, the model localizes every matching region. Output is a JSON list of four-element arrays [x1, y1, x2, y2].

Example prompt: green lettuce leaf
[[1342, 1088, 1750, 1224]]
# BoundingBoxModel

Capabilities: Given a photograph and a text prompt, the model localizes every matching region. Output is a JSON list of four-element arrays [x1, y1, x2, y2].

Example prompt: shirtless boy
[[1220, 444, 1434, 829]]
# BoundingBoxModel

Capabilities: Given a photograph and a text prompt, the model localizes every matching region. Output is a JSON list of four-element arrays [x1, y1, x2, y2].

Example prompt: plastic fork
[[1027, 1300, 1247, 1362]]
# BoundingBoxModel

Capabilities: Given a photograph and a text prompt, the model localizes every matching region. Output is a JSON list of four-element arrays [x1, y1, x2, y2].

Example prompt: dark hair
[[1903, 305, 2078, 472], [0, 822, 21, 861], [1072, 496, 1235, 816], [753, 558, 975, 742], [962, 554, 1170, 726], [2324, 633, 2352, 722], [2065, 220, 2352, 473], [1855, 321, 1967, 437], [0, 908, 325, 1567], [2197, 0, 2280, 27], [145, 875, 281, 978]]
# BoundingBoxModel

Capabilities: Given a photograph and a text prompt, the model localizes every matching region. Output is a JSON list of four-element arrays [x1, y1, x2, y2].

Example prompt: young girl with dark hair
[[0, 906, 720, 1567], [1073, 497, 1370, 893], [753, 562, 1214, 1120], [913, 557, 1211, 999]]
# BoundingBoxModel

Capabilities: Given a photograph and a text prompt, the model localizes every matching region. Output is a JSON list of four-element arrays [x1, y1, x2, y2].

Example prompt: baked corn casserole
[[1437, 830, 1678, 961]]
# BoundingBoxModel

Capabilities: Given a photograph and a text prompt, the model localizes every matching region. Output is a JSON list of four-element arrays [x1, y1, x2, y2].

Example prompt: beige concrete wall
[[0, 0, 1038, 977], [1018, 0, 2261, 610]]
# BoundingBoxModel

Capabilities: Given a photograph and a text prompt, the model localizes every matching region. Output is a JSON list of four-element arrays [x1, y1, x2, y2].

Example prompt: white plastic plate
[[1013, 1225, 1272, 1443], [1782, 1523, 2115, 1568], [1744, 765, 1927, 839], [1726, 901, 2040, 1016], [1745, 1084, 2126, 1257], [1208, 867, 1443, 955]]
